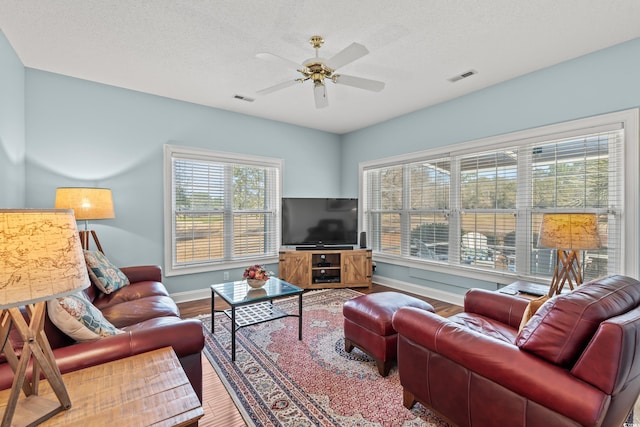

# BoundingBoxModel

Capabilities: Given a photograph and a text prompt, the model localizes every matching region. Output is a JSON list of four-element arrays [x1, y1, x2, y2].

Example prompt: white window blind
[[164, 145, 281, 275], [458, 150, 517, 270], [524, 129, 623, 282], [362, 110, 635, 282], [364, 164, 404, 257], [364, 157, 452, 261]]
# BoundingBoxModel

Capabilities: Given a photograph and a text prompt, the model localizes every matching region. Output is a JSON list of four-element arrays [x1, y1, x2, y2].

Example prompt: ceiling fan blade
[[324, 42, 369, 70], [313, 83, 328, 109], [256, 52, 301, 70], [333, 74, 385, 92], [256, 79, 299, 95]]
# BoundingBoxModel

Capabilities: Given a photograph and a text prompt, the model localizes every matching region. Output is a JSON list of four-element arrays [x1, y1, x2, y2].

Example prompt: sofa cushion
[[447, 312, 520, 344], [99, 295, 181, 328], [84, 250, 130, 294], [92, 281, 169, 310], [516, 275, 640, 367], [47, 291, 123, 342]]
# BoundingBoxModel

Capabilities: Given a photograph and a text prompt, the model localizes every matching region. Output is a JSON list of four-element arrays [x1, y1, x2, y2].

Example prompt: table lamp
[[537, 213, 601, 296], [54, 187, 115, 253], [0, 209, 90, 426]]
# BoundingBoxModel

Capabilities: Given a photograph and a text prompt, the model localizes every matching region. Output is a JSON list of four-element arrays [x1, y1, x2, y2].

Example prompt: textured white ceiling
[[1, 0, 639, 134]]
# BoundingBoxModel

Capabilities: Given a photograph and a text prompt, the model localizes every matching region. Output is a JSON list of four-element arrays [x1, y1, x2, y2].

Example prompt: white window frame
[[359, 109, 639, 284], [163, 144, 283, 276]]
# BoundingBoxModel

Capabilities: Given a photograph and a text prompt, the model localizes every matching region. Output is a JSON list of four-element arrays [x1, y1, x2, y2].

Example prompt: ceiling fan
[[256, 35, 385, 108]]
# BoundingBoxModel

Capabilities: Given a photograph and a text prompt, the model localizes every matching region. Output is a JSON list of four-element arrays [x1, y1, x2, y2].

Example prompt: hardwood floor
[[179, 283, 463, 427]]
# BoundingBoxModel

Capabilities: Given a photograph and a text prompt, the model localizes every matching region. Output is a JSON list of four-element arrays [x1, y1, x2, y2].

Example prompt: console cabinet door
[[342, 251, 372, 286], [279, 251, 311, 287]]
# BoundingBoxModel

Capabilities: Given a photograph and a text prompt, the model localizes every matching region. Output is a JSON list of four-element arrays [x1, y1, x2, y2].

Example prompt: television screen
[[282, 198, 358, 247]]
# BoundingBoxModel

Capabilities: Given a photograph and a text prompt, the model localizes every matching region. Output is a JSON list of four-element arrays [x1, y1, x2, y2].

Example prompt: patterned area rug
[[201, 288, 450, 427]]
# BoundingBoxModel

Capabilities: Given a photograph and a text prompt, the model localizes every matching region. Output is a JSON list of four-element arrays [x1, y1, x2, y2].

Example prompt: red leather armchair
[[392, 275, 640, 427], [0, 265, 205, 401]]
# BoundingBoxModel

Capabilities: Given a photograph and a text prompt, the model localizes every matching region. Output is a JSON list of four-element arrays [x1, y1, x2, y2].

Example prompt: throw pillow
[[84, 250, 130, 294], [517, 295, 550, 332], [47, 291, 123, 342]]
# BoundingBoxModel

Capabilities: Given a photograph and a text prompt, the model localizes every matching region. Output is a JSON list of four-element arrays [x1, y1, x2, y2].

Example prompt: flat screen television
[[282, 198, 358, 248]]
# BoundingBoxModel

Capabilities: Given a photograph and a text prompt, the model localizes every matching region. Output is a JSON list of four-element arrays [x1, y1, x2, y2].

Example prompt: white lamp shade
[[0, 209, 90, 309]]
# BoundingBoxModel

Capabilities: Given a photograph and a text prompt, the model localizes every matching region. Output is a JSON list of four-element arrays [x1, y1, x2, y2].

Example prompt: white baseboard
[[171, 288, 211, 304], [372, 275, 465, 307]]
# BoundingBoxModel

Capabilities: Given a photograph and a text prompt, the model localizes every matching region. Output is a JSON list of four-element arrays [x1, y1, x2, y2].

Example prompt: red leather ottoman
[[343, 292, 435, 376]]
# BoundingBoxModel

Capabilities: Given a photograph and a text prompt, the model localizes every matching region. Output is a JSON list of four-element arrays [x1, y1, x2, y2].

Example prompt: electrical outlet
[[223, 271, 229, 281]]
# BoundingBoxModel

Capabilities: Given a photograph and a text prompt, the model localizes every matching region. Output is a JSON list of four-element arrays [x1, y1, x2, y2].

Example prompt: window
[[164, 145, 282, 276], [361, 109, 638, 283]]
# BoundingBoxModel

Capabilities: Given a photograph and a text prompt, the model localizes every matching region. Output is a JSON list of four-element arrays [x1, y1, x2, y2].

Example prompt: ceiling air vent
[[234, 94, 255, 102], [448, 70, 477, 83]]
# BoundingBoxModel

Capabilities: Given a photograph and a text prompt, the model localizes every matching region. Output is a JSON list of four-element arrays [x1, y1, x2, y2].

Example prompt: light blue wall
[[0, 31, 25, 207], [5, 33, 640, 297], [342, 37, 640, 294], [24, 70, 341, 294]]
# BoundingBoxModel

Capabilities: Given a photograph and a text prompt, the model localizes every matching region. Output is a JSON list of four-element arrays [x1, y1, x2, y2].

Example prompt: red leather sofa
[[392, 275, 640, 427], [0, 265, 205, 401]]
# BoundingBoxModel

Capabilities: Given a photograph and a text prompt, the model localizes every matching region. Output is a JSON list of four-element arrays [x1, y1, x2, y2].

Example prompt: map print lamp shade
[[537, 213, 601, 296], [0, 209, 90, 426]]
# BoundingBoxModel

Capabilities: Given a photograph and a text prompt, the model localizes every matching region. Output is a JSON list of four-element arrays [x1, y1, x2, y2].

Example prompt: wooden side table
[[0, 347, 204, 427]]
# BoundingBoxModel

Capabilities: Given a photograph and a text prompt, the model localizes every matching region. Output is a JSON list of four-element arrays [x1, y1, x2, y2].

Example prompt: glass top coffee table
[[210, 277, 303, 361]]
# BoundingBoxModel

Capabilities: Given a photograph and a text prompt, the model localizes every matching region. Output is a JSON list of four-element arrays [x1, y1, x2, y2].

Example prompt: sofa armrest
[[122, 317, 204, 357], [119, 265, 162, 283], [0, 318, 204, 390], [52, 318, 203, 369], [392, 307, 607, 426], [463, 288, 529, 329]]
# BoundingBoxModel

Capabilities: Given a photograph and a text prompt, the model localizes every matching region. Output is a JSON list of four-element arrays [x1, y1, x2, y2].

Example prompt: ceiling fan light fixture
[[313, 81, 328, 109]]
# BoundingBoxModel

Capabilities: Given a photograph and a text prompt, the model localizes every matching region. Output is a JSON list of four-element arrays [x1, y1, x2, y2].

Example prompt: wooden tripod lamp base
[[78, 229, 105, 253], [0, 303, 72, 426], [548, 249, 583, 296]]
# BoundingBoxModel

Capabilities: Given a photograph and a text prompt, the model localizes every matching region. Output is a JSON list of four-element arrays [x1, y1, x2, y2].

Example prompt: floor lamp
[[54, 187, 115, 253], [0, 209, 90, 426], [537, 213, 601, 296]]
